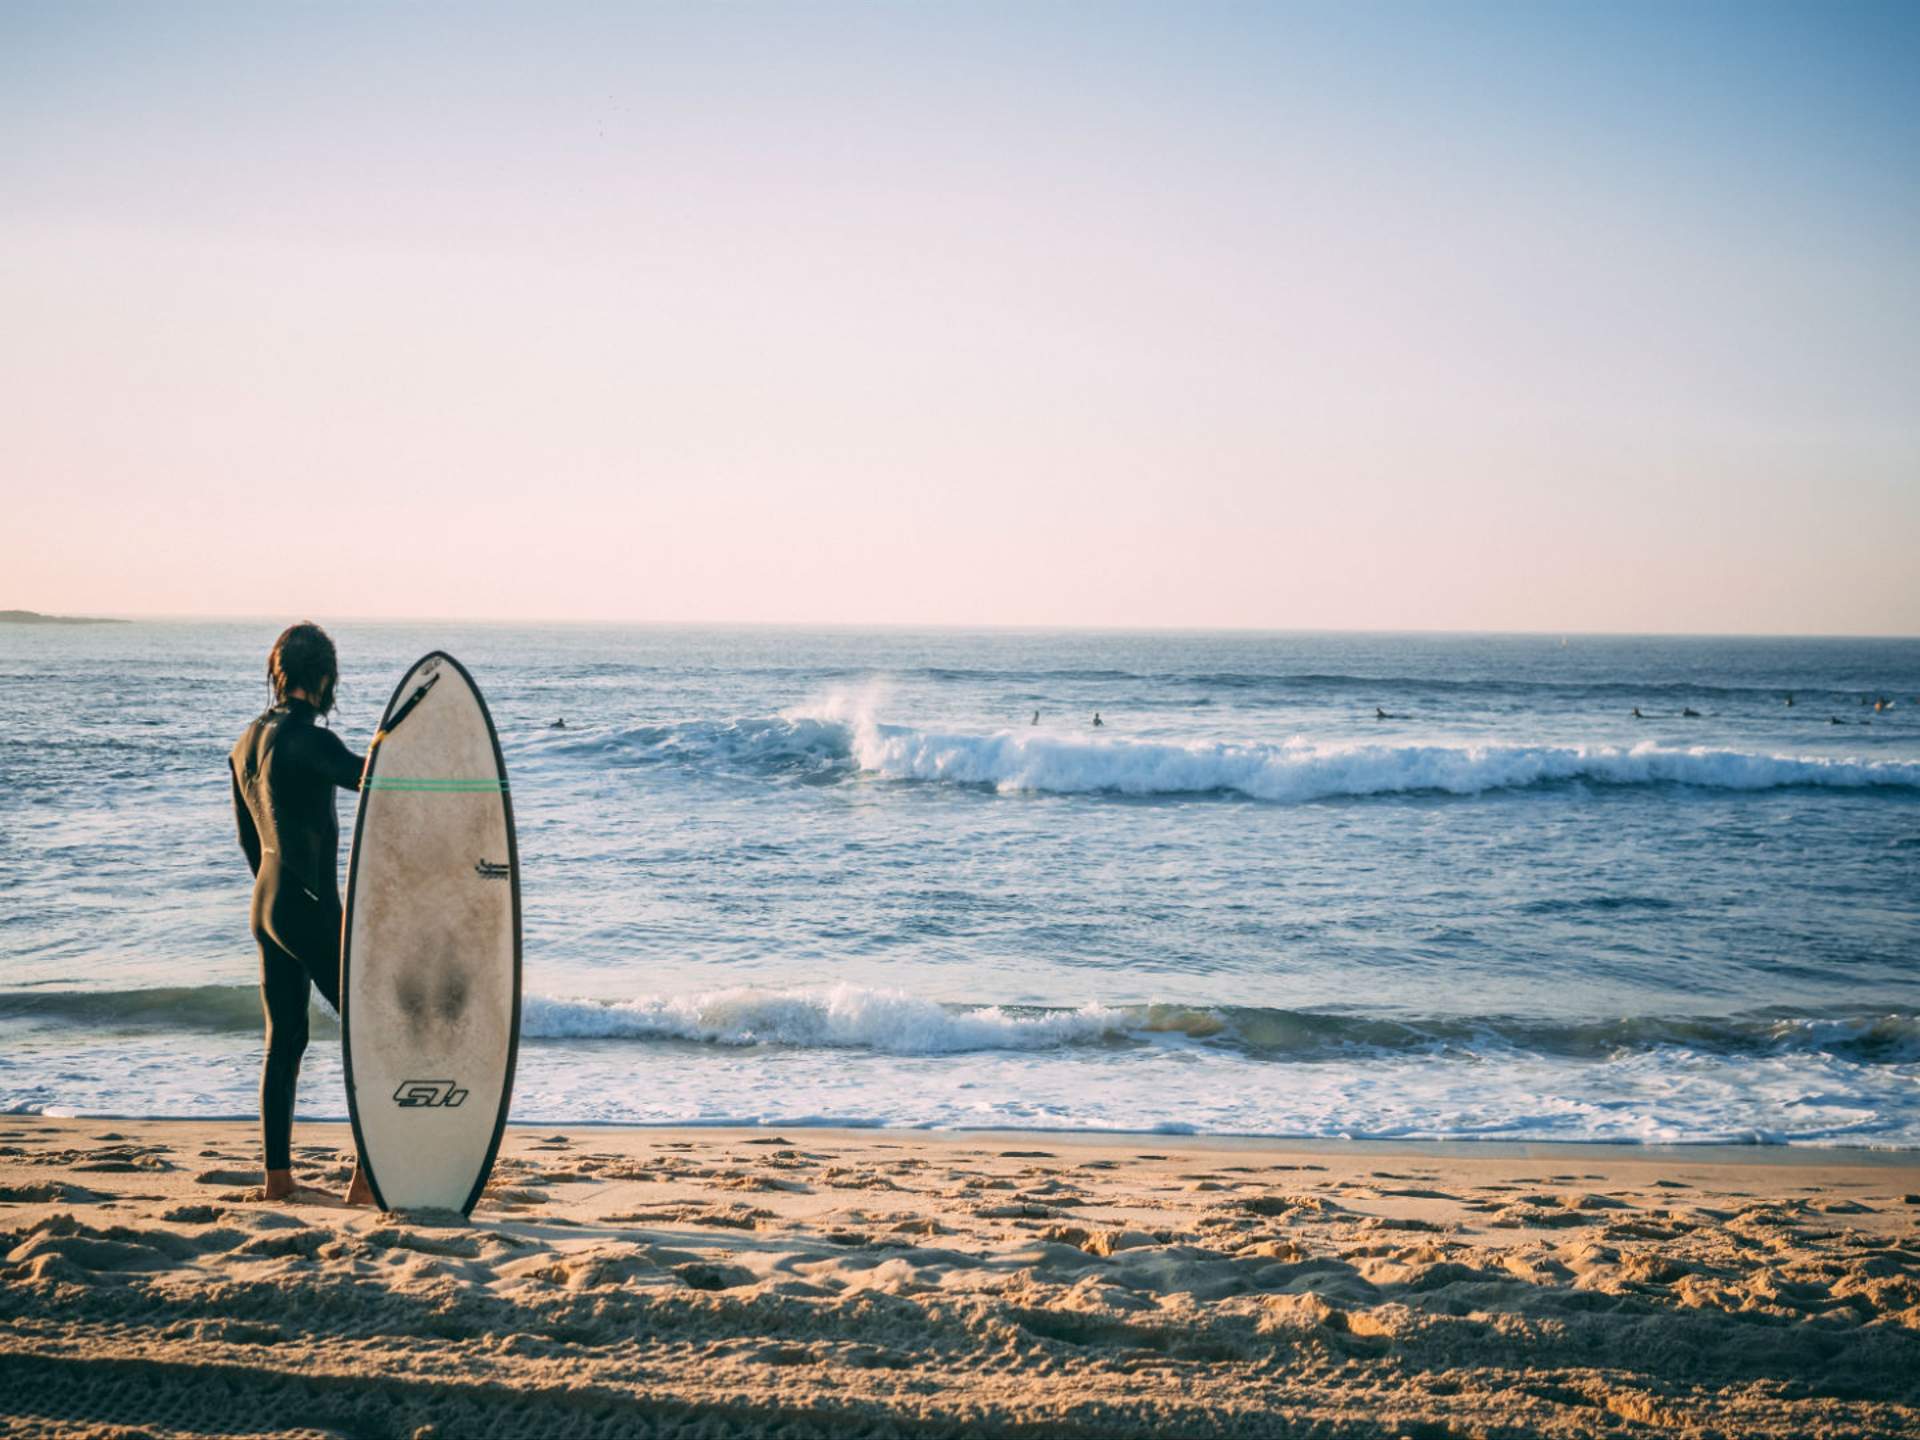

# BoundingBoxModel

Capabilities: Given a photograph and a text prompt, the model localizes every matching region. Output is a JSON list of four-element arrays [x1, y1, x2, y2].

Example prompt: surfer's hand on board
[[358, 731, 388, 788]]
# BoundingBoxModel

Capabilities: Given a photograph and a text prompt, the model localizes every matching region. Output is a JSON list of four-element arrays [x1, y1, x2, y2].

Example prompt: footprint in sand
[[536, 1169, 601, 1186], [0, 1181, 108, 1205], [820, 1167, 905, 1192], [193, 1168, 261, 1187], [161, 1204, 225, 1224], [481, 1187, 549, 1210], [713, 1171, 809, 1194], [607, 1202, 772, 1231], [675, 1261, 755, 1291], [71, 1156, 173, 1174]]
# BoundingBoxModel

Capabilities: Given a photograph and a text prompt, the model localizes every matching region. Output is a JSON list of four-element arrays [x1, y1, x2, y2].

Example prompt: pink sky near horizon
[[4, 4, 1917, 635]]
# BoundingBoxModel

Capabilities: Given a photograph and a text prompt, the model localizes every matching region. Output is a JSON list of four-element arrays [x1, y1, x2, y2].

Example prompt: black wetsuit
[[229, 699, 364, 1171]]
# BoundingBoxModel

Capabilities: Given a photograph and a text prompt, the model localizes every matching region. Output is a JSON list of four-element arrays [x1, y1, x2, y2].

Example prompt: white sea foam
[[508, 985, 1920, 1063], [7, 988, 1917, 1142], [764, 703, 1920, 802], [11, 1024, 1919, 1146], [520, 984, 1129, 1051]]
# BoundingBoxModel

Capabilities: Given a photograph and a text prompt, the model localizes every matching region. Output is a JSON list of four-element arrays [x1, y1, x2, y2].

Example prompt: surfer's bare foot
[[345, 1163, 375, 1207], [262, 1169, 338, 1205]]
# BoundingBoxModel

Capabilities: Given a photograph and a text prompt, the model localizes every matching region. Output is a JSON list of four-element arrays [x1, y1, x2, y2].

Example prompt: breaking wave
[[6, 984, 1914, 1065], [565, 709, 1920, 803]]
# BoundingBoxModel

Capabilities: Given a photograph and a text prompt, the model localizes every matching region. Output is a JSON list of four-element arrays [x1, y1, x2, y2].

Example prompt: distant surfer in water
[[1631, 707, 1644, 719], [1091, 712, 1103, 728], [1031, 710, 1040, 726], [1681, 707, 1701, 718], [229, 622, 374, 1207], [550, 717, 567, 729]]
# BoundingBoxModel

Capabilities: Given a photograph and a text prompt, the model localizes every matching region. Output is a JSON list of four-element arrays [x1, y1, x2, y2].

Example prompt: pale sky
[[3, 2, 1916, 633]]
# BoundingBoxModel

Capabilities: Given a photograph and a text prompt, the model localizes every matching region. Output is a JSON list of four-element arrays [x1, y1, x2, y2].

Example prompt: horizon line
[[10, 609, 1919, 643]]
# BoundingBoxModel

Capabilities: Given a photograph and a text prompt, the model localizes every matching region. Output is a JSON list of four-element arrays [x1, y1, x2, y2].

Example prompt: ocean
[[2, 622, 1917, 1147]]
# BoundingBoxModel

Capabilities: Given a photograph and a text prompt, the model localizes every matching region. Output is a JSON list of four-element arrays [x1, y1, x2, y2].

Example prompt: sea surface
[[2, 623, 1917, 1147]]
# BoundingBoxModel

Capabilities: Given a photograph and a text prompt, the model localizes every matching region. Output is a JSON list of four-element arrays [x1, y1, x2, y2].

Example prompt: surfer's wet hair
[[268, 622, 339, 713]]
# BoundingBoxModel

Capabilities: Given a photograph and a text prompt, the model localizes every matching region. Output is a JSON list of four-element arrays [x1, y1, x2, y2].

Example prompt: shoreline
[[19, 1114, 1920, 1164], [4, 1115, 1916, 1436]]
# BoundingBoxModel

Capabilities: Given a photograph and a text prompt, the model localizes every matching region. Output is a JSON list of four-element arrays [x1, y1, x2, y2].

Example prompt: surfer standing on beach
[[228, 622, 374, 1206]]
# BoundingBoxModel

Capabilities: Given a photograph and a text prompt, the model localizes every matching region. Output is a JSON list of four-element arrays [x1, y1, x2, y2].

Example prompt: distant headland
[[0, 609, 129, 625]]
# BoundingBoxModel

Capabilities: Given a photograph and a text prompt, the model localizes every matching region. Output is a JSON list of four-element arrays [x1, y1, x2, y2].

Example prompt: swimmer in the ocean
[[1091, 712, 1103, 728], [1631, 707, 1644, 719], [1681, 707, 1701, 718], [1784, 693, 1794, 707], [1031, 710, 1039, 726], [550, 717, 567, 729]]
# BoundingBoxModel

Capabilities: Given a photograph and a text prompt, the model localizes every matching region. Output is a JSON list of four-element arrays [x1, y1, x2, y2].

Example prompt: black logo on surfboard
[[475, 859, 510, 880], [394, 1080, 469, 1108]]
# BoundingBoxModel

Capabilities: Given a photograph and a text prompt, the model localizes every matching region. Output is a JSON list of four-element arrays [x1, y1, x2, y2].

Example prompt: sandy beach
[[1, 1120, 1916, 1438]]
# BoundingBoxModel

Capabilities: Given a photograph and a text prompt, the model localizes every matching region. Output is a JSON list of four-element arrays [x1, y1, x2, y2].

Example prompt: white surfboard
[[343, 652, 520, 1213]]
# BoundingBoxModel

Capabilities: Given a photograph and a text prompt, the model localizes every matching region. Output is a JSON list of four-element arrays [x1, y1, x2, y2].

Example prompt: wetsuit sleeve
[[311, 726, 367, 792], [230, 758, 262, 877]]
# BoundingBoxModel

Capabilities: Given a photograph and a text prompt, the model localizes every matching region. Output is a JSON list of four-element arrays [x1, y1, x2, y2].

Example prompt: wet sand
[[3, 1118, 1917, 1438]]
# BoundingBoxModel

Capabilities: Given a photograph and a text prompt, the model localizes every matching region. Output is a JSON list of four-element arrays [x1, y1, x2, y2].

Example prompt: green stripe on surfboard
[[364, 777, 507, 792]]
